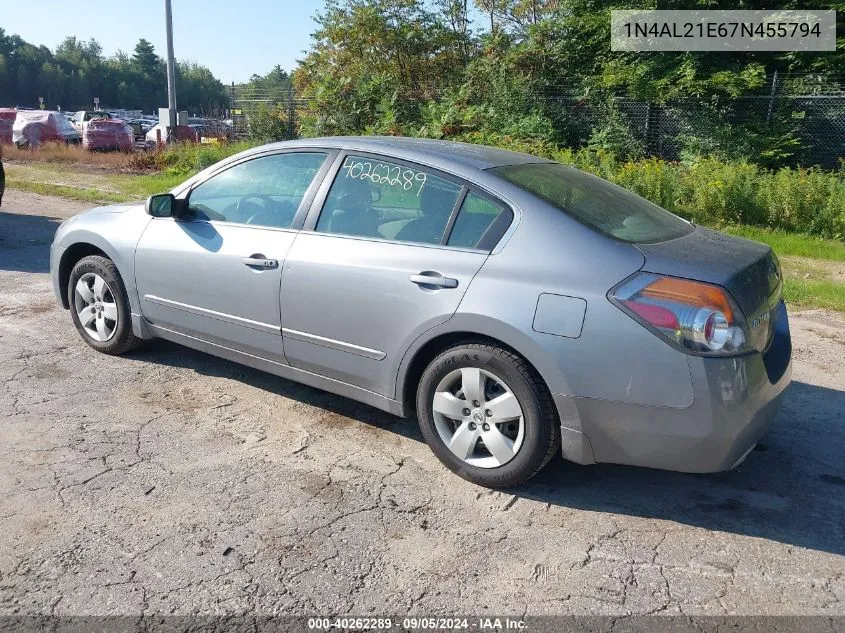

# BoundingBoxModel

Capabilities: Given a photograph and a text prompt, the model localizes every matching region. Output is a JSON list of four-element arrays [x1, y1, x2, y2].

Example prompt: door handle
[[242, 254, 278, 269], [410, 272, 458, 289]]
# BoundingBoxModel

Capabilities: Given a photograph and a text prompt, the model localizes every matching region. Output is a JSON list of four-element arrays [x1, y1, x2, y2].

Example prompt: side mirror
[[145, 193, 184, 218]]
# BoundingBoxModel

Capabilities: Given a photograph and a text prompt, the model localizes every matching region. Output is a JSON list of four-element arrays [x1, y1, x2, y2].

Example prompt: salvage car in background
[[13, 111, 81, 148], [0, 109, 15, 144], [49, 137, 792, 487], [70, 110, 111, 133], [82, 118, 134, 152], [121, 119, 146, 141], [145, 123, 199, 145]]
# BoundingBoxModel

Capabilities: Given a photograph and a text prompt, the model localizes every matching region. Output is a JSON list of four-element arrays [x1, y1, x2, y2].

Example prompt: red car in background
[[83, 118, 134, 151], [0, 109, 15, 144], [12, 111, 81, 148]]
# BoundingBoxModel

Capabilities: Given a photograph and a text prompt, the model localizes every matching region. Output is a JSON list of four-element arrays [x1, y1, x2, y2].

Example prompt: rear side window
[[316, 154, 462, 245], [490, 163, 693, 243], [447, 192, 507, 249]]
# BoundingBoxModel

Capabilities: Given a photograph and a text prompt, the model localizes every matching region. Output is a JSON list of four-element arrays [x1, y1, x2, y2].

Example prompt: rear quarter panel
[[398, 188, 695, 410]]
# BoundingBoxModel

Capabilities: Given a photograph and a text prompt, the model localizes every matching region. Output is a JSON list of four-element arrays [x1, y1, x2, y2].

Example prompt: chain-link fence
[[229, 84, 304, 141], [231, 74, 845, 168]]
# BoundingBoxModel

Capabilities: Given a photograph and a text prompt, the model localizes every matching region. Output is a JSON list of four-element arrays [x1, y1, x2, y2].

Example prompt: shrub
[[448, 132, 845, 238], [126, 141, 257, 176], [587, 103, 645, 161], [247, 104, 290, 143], [681, 159, 762, 226]]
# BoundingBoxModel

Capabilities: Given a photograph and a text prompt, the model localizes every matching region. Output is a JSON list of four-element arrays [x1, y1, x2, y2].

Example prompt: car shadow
[[176, 219, 223, 252], [0, 211, 64, 273], [129, 339, 845, 557], [128, 339, 423, 440], [519, 378, 845, 557]]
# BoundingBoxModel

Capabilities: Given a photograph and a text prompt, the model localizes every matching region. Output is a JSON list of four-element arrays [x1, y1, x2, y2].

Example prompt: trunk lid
[[636, 226, 783, 351]]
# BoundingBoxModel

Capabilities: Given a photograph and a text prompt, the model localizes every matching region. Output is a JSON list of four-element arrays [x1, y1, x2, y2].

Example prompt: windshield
[[490, 163, 693, 243]]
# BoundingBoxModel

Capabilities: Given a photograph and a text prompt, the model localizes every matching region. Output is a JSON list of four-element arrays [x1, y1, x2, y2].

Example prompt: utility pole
[[164, 0, 177, 143]]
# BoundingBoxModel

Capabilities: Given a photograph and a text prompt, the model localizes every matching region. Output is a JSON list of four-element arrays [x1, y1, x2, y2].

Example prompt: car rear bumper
[[554, 301, 792, 473]]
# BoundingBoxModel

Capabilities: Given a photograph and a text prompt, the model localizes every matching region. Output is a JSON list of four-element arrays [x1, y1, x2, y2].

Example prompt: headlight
[[610, 273, 752, 356]]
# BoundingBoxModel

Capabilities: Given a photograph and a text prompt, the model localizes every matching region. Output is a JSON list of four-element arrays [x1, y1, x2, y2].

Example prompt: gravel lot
[[1, 190, 844, 617]]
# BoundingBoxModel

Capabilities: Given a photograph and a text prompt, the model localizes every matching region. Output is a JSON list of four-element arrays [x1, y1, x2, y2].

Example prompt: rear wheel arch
[[399, 329, 557, 420], [414, 339, 561, 486], [58, 243, 109, 308]]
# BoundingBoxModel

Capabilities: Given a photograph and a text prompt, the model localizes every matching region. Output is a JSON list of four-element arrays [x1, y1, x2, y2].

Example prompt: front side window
[[187, 152, 328, 229], [316, 155, 462, 245], [490, 163, 693, 243]]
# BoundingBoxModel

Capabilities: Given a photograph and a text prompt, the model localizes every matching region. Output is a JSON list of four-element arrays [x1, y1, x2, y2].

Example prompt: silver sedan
[[50, 137, 791, 487]]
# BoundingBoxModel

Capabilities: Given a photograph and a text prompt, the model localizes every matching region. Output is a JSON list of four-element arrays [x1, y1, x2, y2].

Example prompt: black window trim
[[303, 150, 515, 253], [176, 147, 338, 232], [441, 187, 469, 247]]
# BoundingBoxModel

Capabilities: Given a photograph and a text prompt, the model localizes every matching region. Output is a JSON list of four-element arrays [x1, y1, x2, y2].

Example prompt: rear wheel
[[416, 342, 559, 487], [68, 255, 142, 355]]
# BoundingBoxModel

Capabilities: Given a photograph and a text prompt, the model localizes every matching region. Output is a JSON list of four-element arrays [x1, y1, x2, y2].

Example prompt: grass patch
[[4, 139, 257, 176], [784, 278, 845, 312], [778, 255, 845, 311], [723, 226, 845, 261], [106, 172, 188, 198], [3, 142, 134, 169], [6, 163, 186, 204], [7, 178, 129, 203]]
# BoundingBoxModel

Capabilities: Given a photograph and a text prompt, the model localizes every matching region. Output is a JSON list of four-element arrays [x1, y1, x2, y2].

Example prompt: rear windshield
[[490, 163, 693, 243]]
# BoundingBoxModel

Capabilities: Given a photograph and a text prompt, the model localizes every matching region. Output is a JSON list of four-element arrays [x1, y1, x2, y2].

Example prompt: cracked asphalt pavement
[[0, 190, 844, 617]]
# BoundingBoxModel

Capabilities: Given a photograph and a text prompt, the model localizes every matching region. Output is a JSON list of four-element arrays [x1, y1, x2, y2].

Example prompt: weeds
[[455, 133, 845, 239], [3, 142, 134, 169], [127, 141, 256, 176]]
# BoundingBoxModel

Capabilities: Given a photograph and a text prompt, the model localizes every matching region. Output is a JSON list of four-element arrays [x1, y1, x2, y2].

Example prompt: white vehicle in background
[[70, 110, 111, 133]]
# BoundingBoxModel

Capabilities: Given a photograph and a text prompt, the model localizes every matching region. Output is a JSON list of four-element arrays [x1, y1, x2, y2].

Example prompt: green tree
[[0, 31, 228, 113], [293, 0, 844, 166], [294, 0, 468, 135], [132, 38, 161, 77], [178, 61, 228, 115]]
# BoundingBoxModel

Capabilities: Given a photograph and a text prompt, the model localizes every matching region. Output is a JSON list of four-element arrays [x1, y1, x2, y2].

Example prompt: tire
[[416, 342, 559, 488], [68, 255, 142, 355]]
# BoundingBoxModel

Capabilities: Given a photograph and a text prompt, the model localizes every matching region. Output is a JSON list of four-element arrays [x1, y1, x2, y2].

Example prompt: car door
[[280, 152, 514, 397], [134, 150, 333, 362]]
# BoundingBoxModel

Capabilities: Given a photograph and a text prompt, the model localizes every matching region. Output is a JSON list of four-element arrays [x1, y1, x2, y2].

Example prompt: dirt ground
[[0, 189, 843, 617]]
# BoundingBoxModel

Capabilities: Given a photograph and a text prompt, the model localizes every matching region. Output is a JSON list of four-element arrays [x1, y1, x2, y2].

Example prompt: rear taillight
[[611, 273, 751, 356]]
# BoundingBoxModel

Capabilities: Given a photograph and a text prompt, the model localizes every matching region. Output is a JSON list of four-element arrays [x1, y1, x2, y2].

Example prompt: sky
[[1, 0, 328, 83]]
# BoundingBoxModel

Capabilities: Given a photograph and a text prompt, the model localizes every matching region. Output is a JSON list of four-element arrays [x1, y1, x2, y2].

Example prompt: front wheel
[[416, 342, 559, 488], [68, 255, 142, 355]]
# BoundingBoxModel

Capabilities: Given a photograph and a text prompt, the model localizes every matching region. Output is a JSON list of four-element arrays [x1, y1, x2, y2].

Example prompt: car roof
[[249, 136, 552, 171]]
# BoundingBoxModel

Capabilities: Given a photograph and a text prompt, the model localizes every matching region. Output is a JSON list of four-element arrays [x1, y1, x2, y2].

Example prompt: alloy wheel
[[431, 367, 525, 468], [73, 272, 118, 342]]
